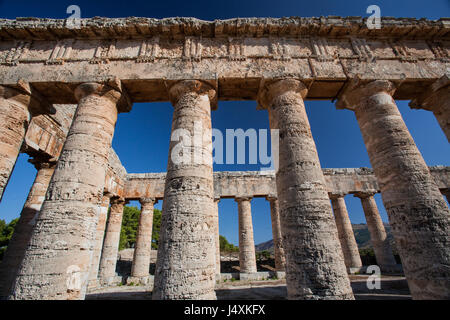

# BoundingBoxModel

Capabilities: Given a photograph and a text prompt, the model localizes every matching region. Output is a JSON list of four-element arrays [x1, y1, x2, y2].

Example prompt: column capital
[[166, 79, 217, 108], [74, 78, 132, 113], [139, 197, 157, 206], [328, 192, 347, 200], [0, 80, 55, 116], [265, 195, 278, 202], [235, 196, 252, 203], [409, 74, 450, 112], [257, 78, 308, 110], [110, 197, 127, 206], [28, 159, 57, 171], [353, 191, 377, 199], [214, 197, 221, 203], [336, 79, 397, 111]]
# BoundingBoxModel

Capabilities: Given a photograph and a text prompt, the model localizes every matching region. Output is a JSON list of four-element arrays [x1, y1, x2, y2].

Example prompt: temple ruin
[[0, 16, 449, 300]]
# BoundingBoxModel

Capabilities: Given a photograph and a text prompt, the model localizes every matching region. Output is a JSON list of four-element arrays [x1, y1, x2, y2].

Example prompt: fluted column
[[214, 198, 221, 279], [0, 86, 31, 201], [236, 197, 257, 274], [329, 193, 362, 272], [9, 82, 128, 300], [0, 160, 55, 299], [153, 80, 217, 300], [409, 75, 449, 142], [87, 194, 111, 288], [355, 192, 397, 272], [258, 79, 353, 300], [130, 197, 157, 282], [337, 79, 450, 299], [98, 197, 126, 285], [266, 196, 285, 272]]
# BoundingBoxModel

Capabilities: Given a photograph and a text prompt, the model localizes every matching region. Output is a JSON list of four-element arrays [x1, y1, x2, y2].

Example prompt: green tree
[[219, 235, 239, 253], [0, 218, 19, 261], [118, 206, 162, 251], [151, 209, 161, 249], [118, 206, 140, 250]]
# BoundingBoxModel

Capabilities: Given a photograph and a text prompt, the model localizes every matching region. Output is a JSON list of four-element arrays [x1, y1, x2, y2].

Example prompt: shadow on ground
[[86, 276, 411, 300]]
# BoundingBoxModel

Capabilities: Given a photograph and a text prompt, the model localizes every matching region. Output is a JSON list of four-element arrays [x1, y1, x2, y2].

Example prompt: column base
[[126, 275, 154, 286], [99, 275, 123, 287]]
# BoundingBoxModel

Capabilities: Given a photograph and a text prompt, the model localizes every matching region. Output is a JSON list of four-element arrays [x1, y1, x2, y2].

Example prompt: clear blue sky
[[0, 0, 449, 246]]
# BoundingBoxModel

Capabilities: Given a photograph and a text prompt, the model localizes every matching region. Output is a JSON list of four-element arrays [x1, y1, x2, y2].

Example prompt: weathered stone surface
[[410, 74, 450, 142], [0, 18, 448, 103], [22, 104, 76, 161], [354, 192, 397, 272], [153, 80, 217, 300], [259, 78, 354, 300], [131, 198, 156, 279], [0, 86, 31, 201], [88, 194, 111, 288], [213, 198, 221, 278], [98, 197, 126, 285], [266, 196, 285, 272], [0, 160, 55, 298], [125, 167, 450, 200], [9, 82, 123, 300], [337, 79, 450, 300], [236, 197, 257, 274], [329, 194, 362, 272]]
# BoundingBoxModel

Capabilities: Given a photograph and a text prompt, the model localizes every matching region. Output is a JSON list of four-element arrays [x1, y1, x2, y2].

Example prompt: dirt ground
[[86, 275, 411, 300]]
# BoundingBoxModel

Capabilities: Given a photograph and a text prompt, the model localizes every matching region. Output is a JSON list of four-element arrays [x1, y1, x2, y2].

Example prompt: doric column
[[354, 192, 397, 272], [130, 197, 157, 282], [258, 79, 353, 300], [153, 80, 217, 300], [0, 86, 31, 201], [87, 193, 111, 288], [266, 196, 286, 272], [0, 160, 55, 299], [410, 74, 449, 142], [329, 193, 362, 272], [236, 197, 257, 274], [213, 198, 221, 279], [337, 79, 450, 299], [98, 197, 126, 285], [9, 81, 129, 300]]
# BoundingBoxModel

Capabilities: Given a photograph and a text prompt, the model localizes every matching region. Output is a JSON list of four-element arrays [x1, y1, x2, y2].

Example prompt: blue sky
[[0, 0, 449, 246]]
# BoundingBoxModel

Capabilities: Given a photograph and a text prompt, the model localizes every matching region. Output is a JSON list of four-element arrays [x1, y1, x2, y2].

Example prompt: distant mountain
[[255, 223, 396, 253]]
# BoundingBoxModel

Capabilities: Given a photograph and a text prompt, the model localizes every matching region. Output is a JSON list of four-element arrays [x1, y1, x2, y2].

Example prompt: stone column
[[98, 197, 126, 285], [329, 193, 362, 273], [129, 197, 157, 284], [236, 197, 257, 274], [409, 75, 449, 142], [9, 82, 128, 300], [355, 192, 397, 272], [87, 194, 111, 288], [153, 80, 217, 300], [0, 86, 31, 201], [213, 198, 221, 279], [258, 78, 353, 300], [266, 196, 286, 272], [337, 79, 450, 300], [0, 160, 55, 299]]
